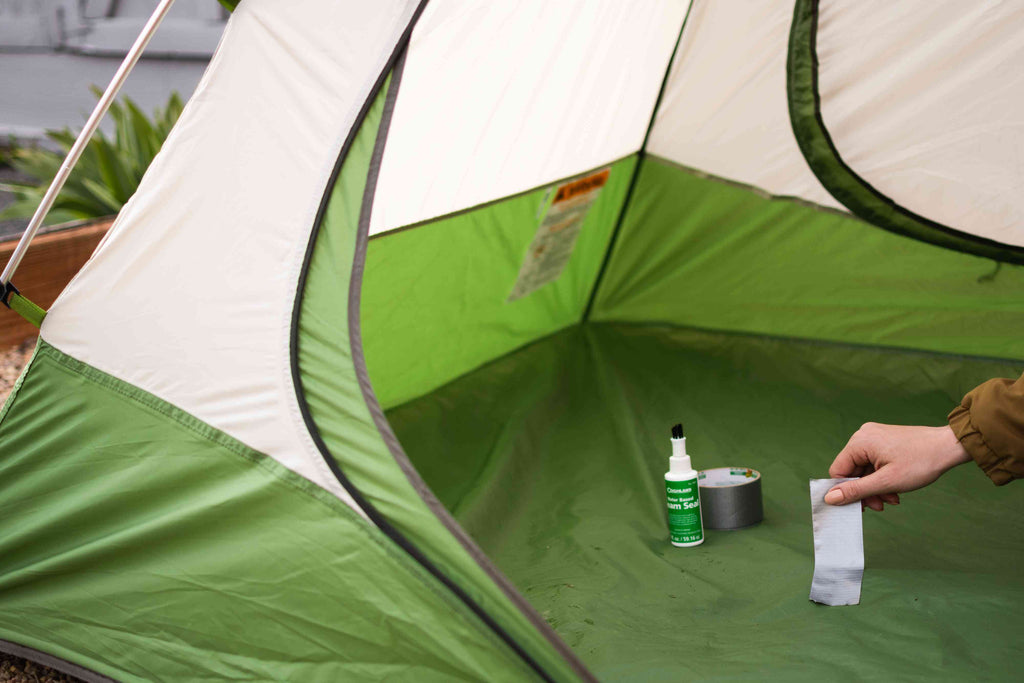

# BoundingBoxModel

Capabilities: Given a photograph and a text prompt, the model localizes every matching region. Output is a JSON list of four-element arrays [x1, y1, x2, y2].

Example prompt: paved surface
[[0, 52, 207, 142], [0, 49, 211, 238]]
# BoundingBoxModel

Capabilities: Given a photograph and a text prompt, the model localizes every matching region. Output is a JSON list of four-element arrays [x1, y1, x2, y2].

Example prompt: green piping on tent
[[0, 340, 539, 681], [293, 26, 587, 683], [351, 61, 600, 683], [786, 0, 1024, 265]]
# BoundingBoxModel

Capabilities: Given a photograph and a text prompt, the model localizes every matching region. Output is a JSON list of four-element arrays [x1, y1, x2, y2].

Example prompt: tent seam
[[581, 0, 695, 321], [0, 339, 40, 426], [286, 5, 569, 681], [645, 154, 854, 219], [35, 343, 365, 519], [21, 344, 518, 650], [387, 314, 1024, 417], [588, 319, 1024, 366], [367, 153, 637, 241], [786, 0, 1024, 265], [1, 348, 533, 680], [346, 35, 594, 683]]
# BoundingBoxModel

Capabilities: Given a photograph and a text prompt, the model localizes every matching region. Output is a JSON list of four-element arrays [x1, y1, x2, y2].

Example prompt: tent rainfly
[[1, 0, 1023, 680]]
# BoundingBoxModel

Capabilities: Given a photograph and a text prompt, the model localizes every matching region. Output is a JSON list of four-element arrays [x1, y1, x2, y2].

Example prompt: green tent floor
[[386, 323, 1024, 681]]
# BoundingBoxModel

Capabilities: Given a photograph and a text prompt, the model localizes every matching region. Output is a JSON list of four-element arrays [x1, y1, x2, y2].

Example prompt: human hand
[[825, 423, 971, 511]]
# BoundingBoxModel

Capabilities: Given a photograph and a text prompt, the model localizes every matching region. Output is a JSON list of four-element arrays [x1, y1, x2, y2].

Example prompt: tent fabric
[[369, 0, 688, 236], [37, 0, 421, 507], [815, 0, 1024, 248], [297, 52, 592, 682], [589, 157, 1024, 361], [646, 0, 840, 209], [2, 0, 1024, 680], [386, 322, 1024, 681], [364, 157, 637, 410], [0, 340, 541, 682], [788, 0, 1024, 265]]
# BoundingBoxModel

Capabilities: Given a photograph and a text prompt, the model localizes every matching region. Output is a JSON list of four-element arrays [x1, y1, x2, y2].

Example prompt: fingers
[[862, 495, 884, 512], [828, 443, 859, 479], [824, 469, 892, 506], [861, 492, 901, 511], [829, 427, 876, 478]]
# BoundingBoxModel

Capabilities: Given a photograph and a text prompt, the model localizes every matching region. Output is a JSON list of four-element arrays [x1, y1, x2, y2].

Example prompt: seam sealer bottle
[[665, 423, 704, 547]]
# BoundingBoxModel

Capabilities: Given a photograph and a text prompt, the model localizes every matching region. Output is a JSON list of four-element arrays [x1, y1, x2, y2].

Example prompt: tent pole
[[0, 0, 179, 288]]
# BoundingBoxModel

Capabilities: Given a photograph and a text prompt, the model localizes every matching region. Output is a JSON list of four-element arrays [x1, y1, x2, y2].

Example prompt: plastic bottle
[[665, 423, 704, 547]]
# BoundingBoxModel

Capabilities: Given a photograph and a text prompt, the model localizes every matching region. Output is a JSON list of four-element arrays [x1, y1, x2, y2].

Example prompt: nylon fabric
[[386, 322, 1024, 680], [814, 0, 1024, 249], [591, 157, 1024, 360], [369, 0, 686, 235], [364, 156, 637, 410], [646, 0, 840, 209], [298, 71, 580, 682], [787, 0, 1024, 264], [39, 0, 424, 506], [0, 341, 539, 682]]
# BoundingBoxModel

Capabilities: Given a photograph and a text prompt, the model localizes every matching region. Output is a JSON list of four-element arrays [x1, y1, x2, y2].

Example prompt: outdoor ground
[[0, 338, 34, 404], [0, 654, 77, 683]]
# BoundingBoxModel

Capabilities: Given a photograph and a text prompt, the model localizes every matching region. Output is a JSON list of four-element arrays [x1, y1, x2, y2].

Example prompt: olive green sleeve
[[948, 373, 1024, 485]]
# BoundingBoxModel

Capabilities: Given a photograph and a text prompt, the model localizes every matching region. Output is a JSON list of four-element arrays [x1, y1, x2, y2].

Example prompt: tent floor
[[385, 323, 1024, 681]]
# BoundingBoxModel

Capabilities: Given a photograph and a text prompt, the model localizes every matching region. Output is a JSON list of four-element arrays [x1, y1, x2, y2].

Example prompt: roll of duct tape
[[698, 467, 763, 530]]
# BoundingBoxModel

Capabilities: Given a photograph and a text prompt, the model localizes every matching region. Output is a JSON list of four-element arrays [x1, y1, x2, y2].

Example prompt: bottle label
[[666, 479, 703, 544]]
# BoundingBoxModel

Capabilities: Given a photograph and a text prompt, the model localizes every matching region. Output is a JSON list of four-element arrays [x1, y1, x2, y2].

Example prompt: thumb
[[824, 473, 887, 505]]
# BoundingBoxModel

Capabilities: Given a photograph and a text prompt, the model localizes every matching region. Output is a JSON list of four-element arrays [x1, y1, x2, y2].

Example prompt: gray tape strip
[[809, 478, 864, 606]]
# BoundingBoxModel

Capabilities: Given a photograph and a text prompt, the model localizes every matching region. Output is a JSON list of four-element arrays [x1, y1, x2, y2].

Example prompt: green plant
[[0, 88, 184, 225]]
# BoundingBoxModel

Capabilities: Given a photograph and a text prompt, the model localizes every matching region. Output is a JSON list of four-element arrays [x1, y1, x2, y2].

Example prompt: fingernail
[[824, 489, 844, 505]]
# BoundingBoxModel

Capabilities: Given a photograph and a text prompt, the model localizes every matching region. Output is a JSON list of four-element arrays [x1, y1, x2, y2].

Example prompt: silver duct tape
[[698, 467, 763, 530], [809, 478, 863, 606]]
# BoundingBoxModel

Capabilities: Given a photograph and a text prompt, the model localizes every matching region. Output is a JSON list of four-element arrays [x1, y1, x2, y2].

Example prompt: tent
[[1, 0, 1023, 680]]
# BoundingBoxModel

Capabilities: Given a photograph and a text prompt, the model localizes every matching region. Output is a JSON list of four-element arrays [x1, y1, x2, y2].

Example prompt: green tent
[[1, 0, 1022, 680]]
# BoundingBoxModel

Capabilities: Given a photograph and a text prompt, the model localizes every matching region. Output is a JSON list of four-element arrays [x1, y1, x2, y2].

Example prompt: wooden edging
[[0, 218, 113, 347]]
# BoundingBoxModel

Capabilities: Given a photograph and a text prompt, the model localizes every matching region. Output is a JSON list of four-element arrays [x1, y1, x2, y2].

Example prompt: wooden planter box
[[0, 217, 113, 347]]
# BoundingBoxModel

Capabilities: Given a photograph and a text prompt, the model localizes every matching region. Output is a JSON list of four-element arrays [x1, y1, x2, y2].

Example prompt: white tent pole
[[0, 0, 179, 288]]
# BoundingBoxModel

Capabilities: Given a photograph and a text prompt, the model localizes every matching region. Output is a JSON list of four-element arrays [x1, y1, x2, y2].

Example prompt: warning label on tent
[[508, 168, 611, 301]]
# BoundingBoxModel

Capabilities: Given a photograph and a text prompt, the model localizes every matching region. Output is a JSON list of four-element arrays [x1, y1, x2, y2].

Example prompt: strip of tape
[[809, 478, 863, 606]]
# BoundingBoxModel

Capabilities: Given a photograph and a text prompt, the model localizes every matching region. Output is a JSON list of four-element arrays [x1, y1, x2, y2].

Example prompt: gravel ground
[[0, 338, 35, 404], [1, 339, 80, 683], [0, 654, 79, 683]]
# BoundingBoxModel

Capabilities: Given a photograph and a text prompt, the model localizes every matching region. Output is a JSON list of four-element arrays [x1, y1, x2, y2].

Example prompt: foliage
[[0, 88, 184, 225]]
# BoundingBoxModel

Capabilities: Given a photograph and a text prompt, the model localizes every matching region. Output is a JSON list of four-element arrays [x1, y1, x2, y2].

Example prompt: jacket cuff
[[949, 404, 1014, 486]]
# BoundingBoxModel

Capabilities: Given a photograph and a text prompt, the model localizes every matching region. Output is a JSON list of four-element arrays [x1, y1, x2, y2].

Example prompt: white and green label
[[507, 168, 610, 301], [666, 479, 703, 544]]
